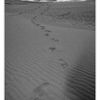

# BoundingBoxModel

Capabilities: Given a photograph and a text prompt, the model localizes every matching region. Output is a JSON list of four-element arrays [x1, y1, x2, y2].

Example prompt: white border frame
[[0, 0, 4, 100], [96, 0, 100, 100]]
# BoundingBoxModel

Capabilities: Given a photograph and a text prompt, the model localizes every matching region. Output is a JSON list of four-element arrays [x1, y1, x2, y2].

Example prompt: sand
[[5, 1, 95, 100]]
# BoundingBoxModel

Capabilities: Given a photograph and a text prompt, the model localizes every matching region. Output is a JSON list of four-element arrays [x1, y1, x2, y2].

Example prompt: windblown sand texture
[[5, 1, 95, 100]]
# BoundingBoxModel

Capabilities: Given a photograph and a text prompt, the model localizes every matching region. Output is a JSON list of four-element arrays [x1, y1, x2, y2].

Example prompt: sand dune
[[5, 1, 95, 100]]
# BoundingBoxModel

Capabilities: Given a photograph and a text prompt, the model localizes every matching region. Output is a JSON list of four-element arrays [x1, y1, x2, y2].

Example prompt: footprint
[[51, 38, 59, 42], [44, 33, 50, 37], [48, 47, 56, 52], [58, 58, 69, 69], [44, 30, 52, 33], [29, 82, 50, 100], [40, 25, 46, 30]]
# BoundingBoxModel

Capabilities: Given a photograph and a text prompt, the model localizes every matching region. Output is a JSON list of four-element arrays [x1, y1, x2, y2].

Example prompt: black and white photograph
[[5, 0, 95, 100]]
